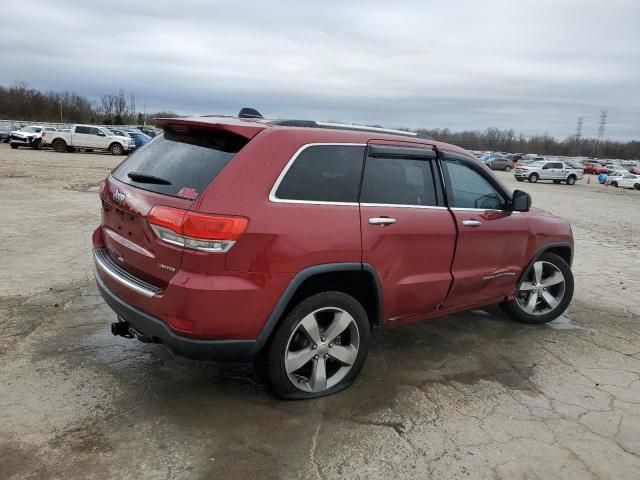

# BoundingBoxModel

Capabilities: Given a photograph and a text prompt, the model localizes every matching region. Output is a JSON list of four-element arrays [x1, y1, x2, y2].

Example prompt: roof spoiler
[[155, 117, 267, 140]]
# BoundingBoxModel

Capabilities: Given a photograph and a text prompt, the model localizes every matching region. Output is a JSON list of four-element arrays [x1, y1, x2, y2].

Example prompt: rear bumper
[[95, 272, 256, 362]]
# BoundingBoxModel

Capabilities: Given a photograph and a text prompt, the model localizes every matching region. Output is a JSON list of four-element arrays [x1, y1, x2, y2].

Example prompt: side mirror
[[511, 190, 531, 212], [97, 131, 105, 137]]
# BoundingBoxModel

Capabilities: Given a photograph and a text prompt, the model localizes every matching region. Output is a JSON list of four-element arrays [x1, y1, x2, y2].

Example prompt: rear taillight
[[147, 206, 248, 253]]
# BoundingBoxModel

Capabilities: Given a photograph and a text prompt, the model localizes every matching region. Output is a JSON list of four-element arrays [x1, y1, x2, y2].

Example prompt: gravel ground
[[1, 144, 639, 479]]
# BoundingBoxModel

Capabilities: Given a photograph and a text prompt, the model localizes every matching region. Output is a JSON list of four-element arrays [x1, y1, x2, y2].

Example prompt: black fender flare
[[517, 242, 573, 288], [250, 263, 383, 356]]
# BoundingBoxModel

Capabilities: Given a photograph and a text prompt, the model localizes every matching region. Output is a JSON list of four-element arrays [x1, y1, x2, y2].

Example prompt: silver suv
[[514, 160, 584, 185]]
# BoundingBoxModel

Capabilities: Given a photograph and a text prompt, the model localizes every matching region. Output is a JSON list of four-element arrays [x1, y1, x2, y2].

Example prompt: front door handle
[[369, 217, 396, 226], [462, 219, 482, 227]]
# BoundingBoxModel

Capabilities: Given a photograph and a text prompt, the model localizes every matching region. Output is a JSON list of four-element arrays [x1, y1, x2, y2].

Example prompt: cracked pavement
[[1, 145, 639, 479]]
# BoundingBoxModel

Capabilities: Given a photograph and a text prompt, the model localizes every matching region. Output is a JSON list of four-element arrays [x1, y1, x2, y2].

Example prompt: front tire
[[10, 144, 18, 149], [504, 252, 573, 324], [634, 183, 640, 191], [256, 291, 371, 399], [611, 181, 618, 188], [109, 143, 124, 155], [528, 173, 539, 183], [566, 175, 576, 185], [504, 165, 512, 172], [33, 139, 43, 150]]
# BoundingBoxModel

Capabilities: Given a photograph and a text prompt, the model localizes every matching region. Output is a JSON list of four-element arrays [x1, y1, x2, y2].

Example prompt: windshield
[[529, 161, 545, 167], [101, 128, 114, 135], [21, 127, 42, 133]]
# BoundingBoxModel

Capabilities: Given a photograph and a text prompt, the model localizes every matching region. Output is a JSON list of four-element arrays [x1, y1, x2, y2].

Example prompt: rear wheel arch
[[251, 263, 382, 356]]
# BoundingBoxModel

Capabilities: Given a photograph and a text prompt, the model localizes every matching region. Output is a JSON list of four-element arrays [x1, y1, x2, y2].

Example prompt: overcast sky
[[1, 0, 638, 139]]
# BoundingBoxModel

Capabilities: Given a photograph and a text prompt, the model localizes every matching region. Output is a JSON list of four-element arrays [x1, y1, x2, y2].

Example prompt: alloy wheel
[[285, 307, 360, 393], [516, 261, 566, 316]]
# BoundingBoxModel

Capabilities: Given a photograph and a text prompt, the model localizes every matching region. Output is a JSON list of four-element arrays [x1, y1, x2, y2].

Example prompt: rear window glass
[[275, 145, 365, 203], [112, 128, 247, 198]]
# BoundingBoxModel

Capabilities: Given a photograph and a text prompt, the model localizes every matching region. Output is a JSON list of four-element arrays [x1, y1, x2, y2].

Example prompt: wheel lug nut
[[328, 343, 333, 348], [324, 354, 328, 359], [321, 336, 326, 342], [314, 355, 319, 360], [312, 344, 317, 349]]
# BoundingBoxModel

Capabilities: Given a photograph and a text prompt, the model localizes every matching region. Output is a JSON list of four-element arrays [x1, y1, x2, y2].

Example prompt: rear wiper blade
[[127, 172, 172, 185]]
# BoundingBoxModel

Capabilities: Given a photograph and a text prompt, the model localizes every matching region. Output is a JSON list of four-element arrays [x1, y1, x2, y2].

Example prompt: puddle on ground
[[546, 314, 587, 330]]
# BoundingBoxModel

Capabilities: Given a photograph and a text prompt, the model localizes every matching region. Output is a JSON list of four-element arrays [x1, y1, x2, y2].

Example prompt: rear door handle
[[462, 220, 482, 227], [369, 217, 396, 226]]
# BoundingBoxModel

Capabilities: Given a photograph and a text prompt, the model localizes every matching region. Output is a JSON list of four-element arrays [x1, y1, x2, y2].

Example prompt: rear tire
[[52, 140, 67, 153], [634, 184, 640, 191], [528, 173, 539, 183], [611, 181, 618, 188], [504, 165, 512, 172], [566, 175, 576, 185], [256, 291, 371, 400], [504, 252, 573, 324], [10, 144, 18, 149]]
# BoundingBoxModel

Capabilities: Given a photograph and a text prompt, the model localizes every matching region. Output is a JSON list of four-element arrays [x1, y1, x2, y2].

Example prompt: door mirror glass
[[97, 130, 105, 137], [511, 190, 531, 212]]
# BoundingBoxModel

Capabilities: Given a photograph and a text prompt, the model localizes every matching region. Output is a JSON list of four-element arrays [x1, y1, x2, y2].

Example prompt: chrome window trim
[[361, 202, 447, 210], [268, 143, 366, 206], [94, 249, 162, 298]]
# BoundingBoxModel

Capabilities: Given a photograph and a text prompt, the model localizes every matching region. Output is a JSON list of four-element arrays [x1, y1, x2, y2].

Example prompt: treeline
[[1, 83, 638, 158], [418, 127, 640, 160], [0, 82, 178, 125]]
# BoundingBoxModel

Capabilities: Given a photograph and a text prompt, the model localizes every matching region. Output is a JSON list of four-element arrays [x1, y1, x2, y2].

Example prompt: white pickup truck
[[514, 160, 584, 185], [48, 125, 135, 155]]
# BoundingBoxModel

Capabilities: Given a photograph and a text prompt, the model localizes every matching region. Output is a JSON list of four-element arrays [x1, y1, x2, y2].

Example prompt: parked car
[[606, 170, 630, 187], [136, 125, 159, 137], [514, 160, 584, 185], [128, 132, 152, 148], [9, 126, 58, 150], [483, 155, 514, 171], [0, 125, 15, 143], [93, 111, 575, 399], [48, 125, 135, 155], [582, 160, 608, 175], [615, 174, 640, 190]]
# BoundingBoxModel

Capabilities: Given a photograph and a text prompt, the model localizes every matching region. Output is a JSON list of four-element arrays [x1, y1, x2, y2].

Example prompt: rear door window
[[75, 126, 90, 134], [112, 128, 248, 198], [360, 155, 440, 206], [274, 145, 365, 203]]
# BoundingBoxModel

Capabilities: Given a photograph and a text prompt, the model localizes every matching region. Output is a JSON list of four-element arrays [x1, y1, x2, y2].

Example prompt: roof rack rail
[[315, 122, 417, 137], [269, 119, 419, 138]]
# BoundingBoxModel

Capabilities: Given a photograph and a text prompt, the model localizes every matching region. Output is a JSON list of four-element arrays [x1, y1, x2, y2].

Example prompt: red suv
[[93, 111, 575, 399]]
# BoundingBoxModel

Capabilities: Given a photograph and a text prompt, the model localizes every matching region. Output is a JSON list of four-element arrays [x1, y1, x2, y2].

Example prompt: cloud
[[1, 0, 638, 139]]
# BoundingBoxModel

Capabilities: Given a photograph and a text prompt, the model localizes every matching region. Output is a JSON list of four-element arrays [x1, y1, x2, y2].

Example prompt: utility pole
[[592, 109, 608, 158], [60, 100, 63, 125], [597, 109, 608, 139], [575, 117, 583, 140], [130, 91, 136, 123]]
